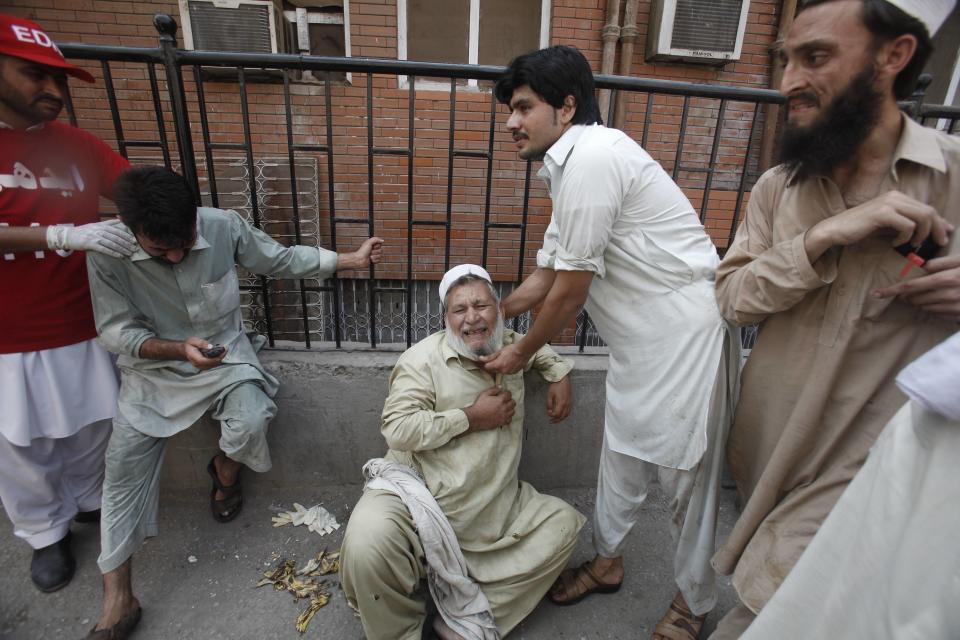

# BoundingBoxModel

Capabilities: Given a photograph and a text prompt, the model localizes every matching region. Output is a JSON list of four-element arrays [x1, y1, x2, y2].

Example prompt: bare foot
[[213, 453, 242, 501], [95, 560, 141, 631], [95, 595, 140, 631], [548, 555, 624, 605], [432, 616, 467, 640]]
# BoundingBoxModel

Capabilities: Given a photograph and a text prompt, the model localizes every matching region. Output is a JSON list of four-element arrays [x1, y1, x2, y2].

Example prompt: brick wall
[[4, 0, 782, 343]]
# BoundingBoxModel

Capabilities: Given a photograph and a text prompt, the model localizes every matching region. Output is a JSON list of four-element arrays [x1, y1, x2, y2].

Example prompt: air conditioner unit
[[178, 0, 293, 54], [647, 0, 751, 65], [178, 0, 297, 81]]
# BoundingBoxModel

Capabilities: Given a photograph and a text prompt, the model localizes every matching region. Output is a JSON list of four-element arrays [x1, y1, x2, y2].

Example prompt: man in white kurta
[[740, 331, 960, 640], [487, 46, 738, 637], [341, 266, 585, 640]]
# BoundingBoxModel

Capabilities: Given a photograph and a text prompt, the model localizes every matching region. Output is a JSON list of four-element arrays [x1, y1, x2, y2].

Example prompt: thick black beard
[[778, 69, 884, 180]]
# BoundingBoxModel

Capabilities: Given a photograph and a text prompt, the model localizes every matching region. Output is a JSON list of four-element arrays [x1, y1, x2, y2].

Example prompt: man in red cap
[[0, 13, 134, 596]]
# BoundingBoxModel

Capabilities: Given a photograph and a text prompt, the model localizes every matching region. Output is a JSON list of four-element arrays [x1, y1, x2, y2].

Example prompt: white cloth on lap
[[363, 458, 499, 640], [0, 338, 118, 445]]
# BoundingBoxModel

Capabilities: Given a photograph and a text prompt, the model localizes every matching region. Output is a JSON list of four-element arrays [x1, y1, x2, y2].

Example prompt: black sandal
[[207, 455, 243, 523]]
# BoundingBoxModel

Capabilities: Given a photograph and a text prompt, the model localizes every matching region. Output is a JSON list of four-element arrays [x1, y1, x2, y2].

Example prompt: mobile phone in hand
[[894, 236, 941, 262], [200, 344, 226, 359]]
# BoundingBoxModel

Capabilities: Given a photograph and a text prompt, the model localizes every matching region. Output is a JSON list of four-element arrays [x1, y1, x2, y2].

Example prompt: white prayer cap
[[886, 0, 956, 35], [439, 264, 492, 303]]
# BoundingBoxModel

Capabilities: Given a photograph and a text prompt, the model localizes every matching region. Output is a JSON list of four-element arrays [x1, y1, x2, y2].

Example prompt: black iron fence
[[58, 14, 951, 352], [916, 103, 960, 132]]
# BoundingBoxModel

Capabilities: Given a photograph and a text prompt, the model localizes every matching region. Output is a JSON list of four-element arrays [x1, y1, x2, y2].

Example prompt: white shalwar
[[0, 339, 117, 548], [740, 332, 960, 640]]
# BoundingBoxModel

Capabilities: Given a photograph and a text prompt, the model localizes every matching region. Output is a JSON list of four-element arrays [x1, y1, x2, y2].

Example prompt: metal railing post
[[154, 14, 200, 204]]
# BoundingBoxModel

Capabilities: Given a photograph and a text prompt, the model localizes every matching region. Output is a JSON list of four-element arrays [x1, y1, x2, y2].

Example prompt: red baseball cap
[[0, 14, 94, 83]]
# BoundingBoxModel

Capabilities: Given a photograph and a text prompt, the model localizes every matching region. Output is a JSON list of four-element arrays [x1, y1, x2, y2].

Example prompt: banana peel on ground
[[256, 549, 341, 634]]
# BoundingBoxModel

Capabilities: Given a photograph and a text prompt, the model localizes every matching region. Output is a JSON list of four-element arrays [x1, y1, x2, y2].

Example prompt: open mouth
[[786, 94, 819, 118], [462, 327, 488, 340]]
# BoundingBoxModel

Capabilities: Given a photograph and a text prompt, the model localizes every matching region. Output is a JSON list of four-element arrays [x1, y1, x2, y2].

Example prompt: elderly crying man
[[340, 264, 584, 640]]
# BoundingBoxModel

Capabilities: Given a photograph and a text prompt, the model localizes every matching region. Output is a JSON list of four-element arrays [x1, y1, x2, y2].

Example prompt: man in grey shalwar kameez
[[340, 264, 585, 640], [83, 166, 382, 639]]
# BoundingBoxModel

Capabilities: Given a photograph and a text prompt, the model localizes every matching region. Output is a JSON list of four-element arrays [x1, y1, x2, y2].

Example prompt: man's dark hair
[[494, 46, 602, 125], [798, 0, 934, 99], [113, 166, 197, 247]]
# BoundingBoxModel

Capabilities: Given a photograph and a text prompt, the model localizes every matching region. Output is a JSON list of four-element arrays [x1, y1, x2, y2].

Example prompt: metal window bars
[[57, 14, 949, 352]]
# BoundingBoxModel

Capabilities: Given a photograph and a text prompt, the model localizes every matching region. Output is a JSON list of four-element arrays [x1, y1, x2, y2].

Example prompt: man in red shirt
[[0, 14, 135, 593]]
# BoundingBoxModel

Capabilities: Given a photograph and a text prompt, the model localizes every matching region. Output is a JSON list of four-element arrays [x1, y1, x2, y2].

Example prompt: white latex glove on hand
[[47, 219, 137, 258]]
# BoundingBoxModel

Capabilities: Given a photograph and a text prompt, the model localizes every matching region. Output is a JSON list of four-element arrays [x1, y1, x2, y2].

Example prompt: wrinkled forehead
[[445, 280, 497, 308]]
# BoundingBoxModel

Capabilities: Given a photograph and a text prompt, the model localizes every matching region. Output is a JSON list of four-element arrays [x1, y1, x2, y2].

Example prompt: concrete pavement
[[0, 481, 739, 639]]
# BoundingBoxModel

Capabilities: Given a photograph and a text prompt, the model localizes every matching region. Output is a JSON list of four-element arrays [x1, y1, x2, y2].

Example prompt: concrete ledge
[[161, 346, 610, 491]]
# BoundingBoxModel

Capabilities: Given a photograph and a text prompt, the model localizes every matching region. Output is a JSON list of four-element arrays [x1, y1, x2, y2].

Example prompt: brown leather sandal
[[547, 561, 622, 606], [207, 454, 243, 523], [652, 591, 706, 640]]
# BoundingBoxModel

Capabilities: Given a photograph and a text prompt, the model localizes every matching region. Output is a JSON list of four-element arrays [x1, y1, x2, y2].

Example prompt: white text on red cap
[[9, 25, 63, 55]]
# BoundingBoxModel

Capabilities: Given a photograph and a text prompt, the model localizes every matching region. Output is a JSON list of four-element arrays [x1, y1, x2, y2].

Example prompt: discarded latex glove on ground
[[272, 503, 340, 536]]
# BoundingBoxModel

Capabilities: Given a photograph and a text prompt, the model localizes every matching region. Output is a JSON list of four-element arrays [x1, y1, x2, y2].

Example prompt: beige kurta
[[381, 330, 583, 584], [341, 329, 582, 638], [712, 116, 960, 614]]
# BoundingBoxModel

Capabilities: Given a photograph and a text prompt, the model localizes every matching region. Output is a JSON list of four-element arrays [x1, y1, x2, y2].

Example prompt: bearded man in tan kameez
[[709, 0, 960, 637], [340, 264, 584, 640]]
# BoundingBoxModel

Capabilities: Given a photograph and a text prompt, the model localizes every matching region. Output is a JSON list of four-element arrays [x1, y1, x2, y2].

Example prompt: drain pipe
[[613, 0, 639, 130], [598, 0, 622, 123], [758, 0, 798, 171]]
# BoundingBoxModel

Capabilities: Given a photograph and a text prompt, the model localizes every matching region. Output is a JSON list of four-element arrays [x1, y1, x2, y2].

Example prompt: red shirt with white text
[[0, 121, 129, 353]]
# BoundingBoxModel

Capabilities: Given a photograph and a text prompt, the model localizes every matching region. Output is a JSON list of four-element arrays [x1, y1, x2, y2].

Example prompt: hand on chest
[[434, 365, 524, 414]]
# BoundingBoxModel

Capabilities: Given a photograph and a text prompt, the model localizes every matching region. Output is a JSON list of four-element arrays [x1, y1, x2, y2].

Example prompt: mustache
[[786, 91, 819, 108], [33, 94, 63, 108]]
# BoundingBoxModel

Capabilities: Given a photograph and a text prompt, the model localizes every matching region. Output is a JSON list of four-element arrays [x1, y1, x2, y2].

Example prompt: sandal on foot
[[85, 606, 141, 639], [547, 561, 622, 606], [651, 592, 706, 640], [207, 455, 243, 523]]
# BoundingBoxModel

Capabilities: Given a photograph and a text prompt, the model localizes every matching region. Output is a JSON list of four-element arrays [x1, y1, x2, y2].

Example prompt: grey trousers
[[97, 382, 276, 573]]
